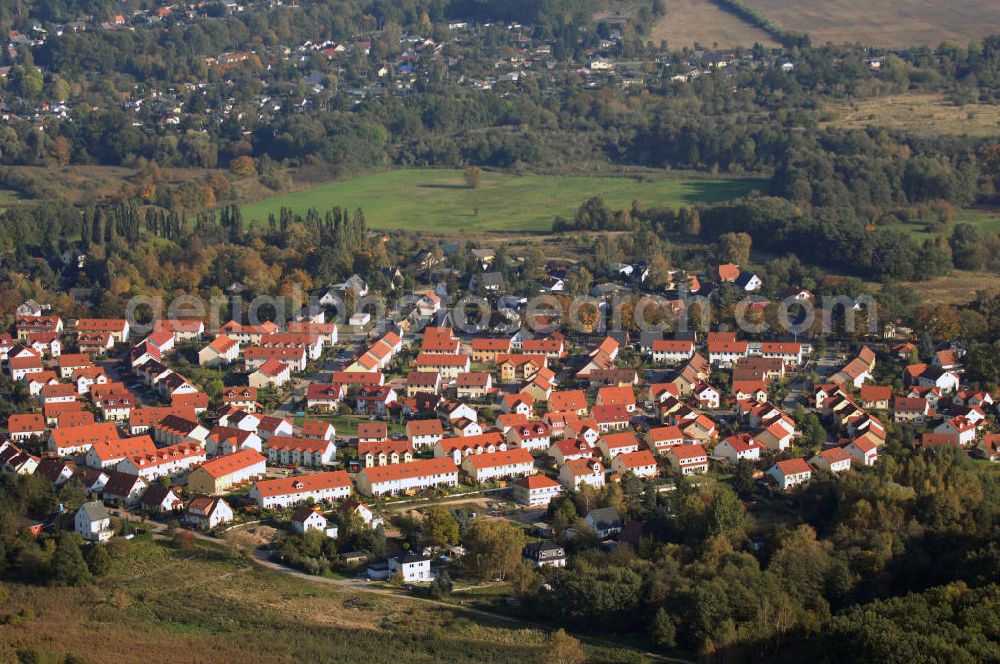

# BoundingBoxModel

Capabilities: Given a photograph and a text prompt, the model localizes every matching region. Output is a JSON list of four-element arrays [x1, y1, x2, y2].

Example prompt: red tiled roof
[[361, 457, 457, 482], [253, 470, 350, 497]]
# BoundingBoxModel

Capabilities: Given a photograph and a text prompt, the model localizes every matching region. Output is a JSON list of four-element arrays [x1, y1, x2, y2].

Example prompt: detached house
[[405, 371, 441, 397], [359, 439, 413, 468], [934, 416, 978, 446], [406, 419, 445, 450], [596, 385, 636, 412], [559, 457, 605, 490], [667, 444, 709, 475], [306, 383, 345, 412], [714, 433, 764, 465], [471, 337, 512, 363], [767, 458, 812, 490], [75, 501, 112, 542], [249, 359, 292, 389], [844, 436, 878, 466], [455, 372, 492, 400], [597, 431, 641, 458], [186, 496, 234, 529], [809, 447, 852, 474], [512, 474, 562, 507], [894, 397, 930, 424], [199, 335, 240, 367], [610, 449, 658, 479]]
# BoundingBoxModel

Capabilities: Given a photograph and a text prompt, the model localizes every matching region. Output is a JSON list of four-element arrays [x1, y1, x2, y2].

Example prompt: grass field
[[891, 207, 1000, 240], [238, 169, 763, 233], [745, 0, 1000, 46], [293, 413, 406, 438], [893, 270, 1000, 305], [822, 93, 1000, 137], [0, 537, 650, 663], [649, 0, 777, 49]]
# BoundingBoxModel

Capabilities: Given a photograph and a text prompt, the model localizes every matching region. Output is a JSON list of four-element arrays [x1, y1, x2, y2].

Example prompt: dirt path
[[248, 548, 694, 663]]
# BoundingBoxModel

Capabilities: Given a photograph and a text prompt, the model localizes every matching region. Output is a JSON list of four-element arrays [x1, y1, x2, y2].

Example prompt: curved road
[[249, 549, 693, 664], [116, 510, 693, 663]]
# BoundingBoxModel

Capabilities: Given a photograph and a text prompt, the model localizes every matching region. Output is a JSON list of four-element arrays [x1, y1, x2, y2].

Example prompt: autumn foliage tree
[[463, 166, 483, 189], [229, 155, 256, 177]]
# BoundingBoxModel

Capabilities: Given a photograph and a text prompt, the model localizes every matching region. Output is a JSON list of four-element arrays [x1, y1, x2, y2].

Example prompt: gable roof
[[193, 449, 265, 478], [253, 470, 351, 497]]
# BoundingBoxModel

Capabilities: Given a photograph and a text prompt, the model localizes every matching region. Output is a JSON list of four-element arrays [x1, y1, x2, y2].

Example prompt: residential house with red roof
[[187, 449, 267, 494], [934, 416, 978, 446], [358, 439, 412, 468], [592, 404, 630, 432], [306, 383, 345, 412], [405, 370, 441, 397], [512, 474, 563, 506], [559, 457, 605, 490], [248, 470, 352, 508], [249, 358, 291, 389], [610, 449, 658, 479], [48, 422, 121, 456], [766, 458, 812, 489], [118, 442, 207, 481], [199, 335, 240, 367], [596, 385, 636, 412], [505, 421, 551, 452], [809, 447, 852, 474], [650, 339, 695, 365], [666, 444, 709, 475], [414, 353, 470, 380], [356, 457, 459, 496], [714, 433, 764, 465], [264, 436, 337, 467], [597, 431, 640, 458], [85, 435, 157, 469], [462, 448, 535, 483], [75, 318, 129, 344], [406, 419, 445, 449]]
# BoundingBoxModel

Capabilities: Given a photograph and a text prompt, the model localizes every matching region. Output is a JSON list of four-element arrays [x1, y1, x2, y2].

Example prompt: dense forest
[[518, 445, 1000, 661]]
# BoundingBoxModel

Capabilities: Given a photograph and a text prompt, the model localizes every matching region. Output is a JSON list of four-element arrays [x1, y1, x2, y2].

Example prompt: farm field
[[239, 169, 762, 233], [822, 93, 1000, 137], [0, 537, 650, 664], [745, 0, 1000, 46], [649, 0, 777, 48]]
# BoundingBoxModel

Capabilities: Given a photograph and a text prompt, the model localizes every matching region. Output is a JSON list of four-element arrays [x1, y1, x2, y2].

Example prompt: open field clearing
[[650, 0, 777, 48], [0, 537, 652, 663], [883, 206, 1000, 240], [822, 93, 1000, 137], [745, 0, 1000, 46], [239, 169, 762, 233], [895, 269, 1000, 305]]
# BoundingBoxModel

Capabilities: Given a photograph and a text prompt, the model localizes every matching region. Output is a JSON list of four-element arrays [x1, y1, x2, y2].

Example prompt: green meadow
[[239, 169, 762, 232]]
